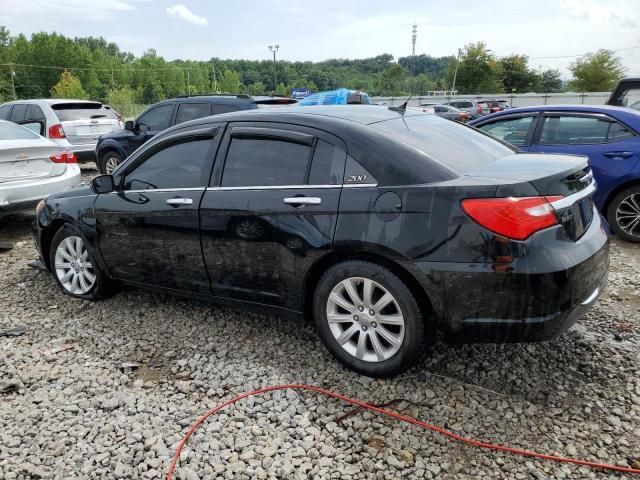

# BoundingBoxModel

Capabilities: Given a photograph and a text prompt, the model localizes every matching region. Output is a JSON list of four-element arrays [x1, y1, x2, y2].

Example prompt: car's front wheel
[[49, 224, 112, 299], [99, 151, 123, 175], [313, 261, 427, 377], [607, 185, 640, 243]]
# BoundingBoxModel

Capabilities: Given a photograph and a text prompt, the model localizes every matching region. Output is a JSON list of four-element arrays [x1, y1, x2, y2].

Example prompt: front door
[[95, 128, 220, 293], [200, 124, 346, 310]]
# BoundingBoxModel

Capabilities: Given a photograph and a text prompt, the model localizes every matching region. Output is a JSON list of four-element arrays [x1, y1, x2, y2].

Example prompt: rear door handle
[[604, 151, 634, 159], [283, 196, 321, 206], [165, 197, 193, 206]]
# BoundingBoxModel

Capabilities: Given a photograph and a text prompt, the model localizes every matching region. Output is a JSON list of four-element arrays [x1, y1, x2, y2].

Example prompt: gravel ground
[[0, 165, 639, 479]]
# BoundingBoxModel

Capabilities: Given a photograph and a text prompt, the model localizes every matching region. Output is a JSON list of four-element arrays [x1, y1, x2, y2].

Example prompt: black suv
[[95, 94, 297, 174]]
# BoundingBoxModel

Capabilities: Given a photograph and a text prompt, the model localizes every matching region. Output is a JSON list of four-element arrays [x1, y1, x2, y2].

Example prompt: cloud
[[166, 4, 208, 26], [2, 0, 150, 21]]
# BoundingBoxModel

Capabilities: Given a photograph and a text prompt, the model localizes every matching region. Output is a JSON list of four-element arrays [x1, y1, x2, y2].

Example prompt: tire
[[49, 224, 113, 300], [98, 151, 122, 175], [313, 260, 428, 377], [606, 185, 640, 243]]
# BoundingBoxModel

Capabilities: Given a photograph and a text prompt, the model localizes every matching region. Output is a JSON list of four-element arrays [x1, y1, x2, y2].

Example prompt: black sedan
[[33, 106, 609, 377]]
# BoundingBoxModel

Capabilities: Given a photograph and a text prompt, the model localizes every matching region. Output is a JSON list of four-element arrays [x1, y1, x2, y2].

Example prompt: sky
[[1, 0, 639, 79]]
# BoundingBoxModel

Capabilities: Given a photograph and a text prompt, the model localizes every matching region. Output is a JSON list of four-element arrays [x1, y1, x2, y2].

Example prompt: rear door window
[[51, 103, 117, 121], [222, 137, 311, 187], [308, 140, 346, 185], [539, 116, 610, 145], [212, 104, 241, 115], [175, 103, 211, 124], [607, 122, 634, 142], [9, 104, 28, 122], [477, 116, 536, 146], [0, 105, 12, 120], [25, 104, 45, 122]]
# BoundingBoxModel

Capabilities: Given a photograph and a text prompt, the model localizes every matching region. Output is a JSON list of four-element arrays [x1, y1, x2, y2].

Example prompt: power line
[[528, 44, 640, 60]]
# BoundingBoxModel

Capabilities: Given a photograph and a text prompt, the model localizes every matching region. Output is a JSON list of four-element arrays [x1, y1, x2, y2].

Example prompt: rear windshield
[[0, 121, 40, 140], [372, 114, 515, 172], [52, 103, 118, 121]]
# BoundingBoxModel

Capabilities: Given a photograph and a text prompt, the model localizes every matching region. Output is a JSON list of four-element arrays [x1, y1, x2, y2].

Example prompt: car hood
[[46, 183, 94, 201]]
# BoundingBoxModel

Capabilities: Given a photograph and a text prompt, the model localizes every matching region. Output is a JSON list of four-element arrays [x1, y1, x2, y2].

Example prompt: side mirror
[[124, 120, 134, 131], [91, 174, 115, 194]]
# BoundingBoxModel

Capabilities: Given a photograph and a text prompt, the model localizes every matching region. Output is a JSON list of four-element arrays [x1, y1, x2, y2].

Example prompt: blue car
[[470, 105, 640, 242], [298, 88, 371, 106]]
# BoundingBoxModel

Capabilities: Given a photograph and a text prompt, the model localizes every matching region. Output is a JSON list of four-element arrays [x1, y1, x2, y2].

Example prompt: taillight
[[48, 123, 66, 139], [461, 196, 563, 240], [49, 151, 77, 164]]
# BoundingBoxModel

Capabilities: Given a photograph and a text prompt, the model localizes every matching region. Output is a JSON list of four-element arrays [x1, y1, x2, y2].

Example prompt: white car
[[0, 120, 81, 215], [0, 99, 123, 163]]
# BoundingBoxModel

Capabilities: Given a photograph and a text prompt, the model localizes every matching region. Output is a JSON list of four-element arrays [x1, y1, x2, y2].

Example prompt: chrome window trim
[[118, 187, 205, 194], [205, 183, 378, 192]]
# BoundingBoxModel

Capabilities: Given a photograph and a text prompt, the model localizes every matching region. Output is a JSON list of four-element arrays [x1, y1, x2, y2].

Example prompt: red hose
[[167, 383, 640, 479]]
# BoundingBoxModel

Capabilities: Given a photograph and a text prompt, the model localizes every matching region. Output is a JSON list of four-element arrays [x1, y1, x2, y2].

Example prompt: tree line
[[0, 27, 626, 115]]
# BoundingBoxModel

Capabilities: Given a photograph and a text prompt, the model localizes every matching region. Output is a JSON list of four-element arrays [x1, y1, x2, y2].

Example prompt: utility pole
[[9, 64, 16, 100], [212, 63, 218, 93], [451, 48, 462, 94], [186, 68, 191, 95], [411, 25, 417, 56], [268, 45, 279, 95]]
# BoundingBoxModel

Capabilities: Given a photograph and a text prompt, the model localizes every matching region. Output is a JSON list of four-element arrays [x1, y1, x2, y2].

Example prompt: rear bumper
[[0, 165, 82, 215], [407, 208, 610, 343], [50, 140, 97, 162]]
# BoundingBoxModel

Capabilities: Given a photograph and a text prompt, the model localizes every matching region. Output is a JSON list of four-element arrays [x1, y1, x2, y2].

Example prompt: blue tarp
[[298, 88, 370, 106]]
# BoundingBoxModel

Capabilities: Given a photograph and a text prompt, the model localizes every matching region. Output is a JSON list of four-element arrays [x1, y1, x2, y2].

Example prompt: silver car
[[0, 99, 123, 163], [0, 120, 81, 215], [444, 99, 490, 119]]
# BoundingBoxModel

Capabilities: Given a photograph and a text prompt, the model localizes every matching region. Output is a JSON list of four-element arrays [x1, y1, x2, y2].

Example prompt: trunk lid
[[51, 102, 122, 145], [464, 153, 595, 240], [0, 139, 66, 183]]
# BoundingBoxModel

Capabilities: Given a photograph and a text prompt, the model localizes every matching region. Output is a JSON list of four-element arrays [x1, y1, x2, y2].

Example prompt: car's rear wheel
[[313, 261, 426, 377], [99, 151, 122, 175], [607, 186, 640, 243], [50, 224, 112, 299]]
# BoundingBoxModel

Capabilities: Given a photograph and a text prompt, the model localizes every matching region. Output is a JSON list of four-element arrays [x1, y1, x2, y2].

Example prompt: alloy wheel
[[616, 192, 640, 238], [104, 156, 121, 175], [54, 236, 96, 295], [326, 277, 405, 363]]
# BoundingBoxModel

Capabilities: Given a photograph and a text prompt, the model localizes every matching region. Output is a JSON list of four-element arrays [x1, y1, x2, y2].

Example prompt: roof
[[469, 104, 640, 125], [214, 104, 427, 125], [3, 99, 102, 105]]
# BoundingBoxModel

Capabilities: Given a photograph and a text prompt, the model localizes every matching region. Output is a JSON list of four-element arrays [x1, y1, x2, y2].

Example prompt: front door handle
[[165, 197, 193, 206], [604, 151, 634, 159], [283, 196, 321, 206]]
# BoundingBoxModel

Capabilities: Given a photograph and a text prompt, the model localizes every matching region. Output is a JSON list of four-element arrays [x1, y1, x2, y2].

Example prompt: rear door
[[200, 123, 346, 309], [94, 126, 221, 293], [528, 112, 640, 206], [51, 102, 120, 145], [175, 102, 212, 125]]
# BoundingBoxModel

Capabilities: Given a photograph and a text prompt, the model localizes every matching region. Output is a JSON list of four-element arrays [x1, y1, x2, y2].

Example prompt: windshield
[[372, 113, 515, 172], [52, 103, 118, 121], [0, 121, 41, 140]]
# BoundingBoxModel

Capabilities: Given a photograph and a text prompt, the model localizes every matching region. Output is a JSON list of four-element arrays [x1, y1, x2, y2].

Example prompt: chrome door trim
[[283, 197, 322, 205]]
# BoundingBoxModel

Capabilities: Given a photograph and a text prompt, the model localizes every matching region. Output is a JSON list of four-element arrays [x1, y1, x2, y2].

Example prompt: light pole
[[268, 45, 279, 94], [451, 48, 462, 94]]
